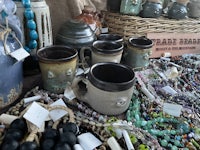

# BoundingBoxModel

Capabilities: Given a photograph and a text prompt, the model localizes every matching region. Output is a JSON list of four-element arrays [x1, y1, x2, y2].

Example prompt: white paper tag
[[76, 68, 84, 76], [23, 102, 49, 128], [89, 23, 96, 31], [64, 86, 76, 100], [49, 99, 68, 122], [101, 27, 108, 33], [78, 132, 102, 150], [10, 47, 30, 62], [161, 86, 177, 95], [163, 103, 182, 117]]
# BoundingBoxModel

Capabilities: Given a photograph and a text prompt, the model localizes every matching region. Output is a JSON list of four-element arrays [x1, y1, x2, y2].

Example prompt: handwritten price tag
[[49, 99, 68, 122], [163, 103, 182, 117], [23, 102, 49, 128]]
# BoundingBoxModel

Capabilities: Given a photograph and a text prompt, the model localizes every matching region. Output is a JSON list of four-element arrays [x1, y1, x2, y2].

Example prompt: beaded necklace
[[14, 0, 38, 52], [126, 95, 195, 149]]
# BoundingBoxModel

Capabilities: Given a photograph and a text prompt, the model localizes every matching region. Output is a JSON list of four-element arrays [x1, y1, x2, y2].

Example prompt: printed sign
[[147, 33, 200, 58]]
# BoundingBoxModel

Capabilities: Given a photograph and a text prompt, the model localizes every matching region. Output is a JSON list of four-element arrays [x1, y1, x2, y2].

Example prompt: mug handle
[[71, 75, 88, 103], [79, 47, 92, 71]]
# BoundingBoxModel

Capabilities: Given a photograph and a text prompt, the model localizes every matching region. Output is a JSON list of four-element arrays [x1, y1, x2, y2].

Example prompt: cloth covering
[[46, 0, 107, 39]]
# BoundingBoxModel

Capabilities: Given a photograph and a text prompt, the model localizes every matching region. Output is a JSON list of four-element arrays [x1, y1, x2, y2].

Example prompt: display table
[[1, 54, 200, 150]]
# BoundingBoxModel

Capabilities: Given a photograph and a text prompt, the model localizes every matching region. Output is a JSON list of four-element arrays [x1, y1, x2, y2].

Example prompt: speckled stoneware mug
[[37, 45, 78, 94], [72, 62, 135, 115], [80, 40, 124, 70]]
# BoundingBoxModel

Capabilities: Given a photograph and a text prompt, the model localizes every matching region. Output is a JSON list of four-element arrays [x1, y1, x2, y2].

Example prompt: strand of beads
[[126, 94, 196, 149], [21, 0, 38, 52]]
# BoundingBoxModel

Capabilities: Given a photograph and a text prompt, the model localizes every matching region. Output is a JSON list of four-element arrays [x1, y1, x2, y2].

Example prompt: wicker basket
[[103, 11, 200, 39]]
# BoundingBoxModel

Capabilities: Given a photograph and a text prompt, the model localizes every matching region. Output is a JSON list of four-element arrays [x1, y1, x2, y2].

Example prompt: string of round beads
[[21, 0, 38, 52]]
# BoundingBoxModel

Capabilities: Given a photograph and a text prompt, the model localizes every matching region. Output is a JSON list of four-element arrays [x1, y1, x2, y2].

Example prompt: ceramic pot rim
[[92, 40, 124, 54], [36, 45, 78, 63], [97, 33, 123, 43], [88, 62, 135, 92], [129, 37, 153, 49]]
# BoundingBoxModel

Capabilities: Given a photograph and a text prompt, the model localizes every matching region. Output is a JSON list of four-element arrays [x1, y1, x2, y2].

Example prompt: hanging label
[[163, 103, 182, 117], [10, 47, 30, 62], [49, 99, 68, 122], [77, 132, 102, 150], [64, 86, 76, 100], [23, 102, 49, 128]]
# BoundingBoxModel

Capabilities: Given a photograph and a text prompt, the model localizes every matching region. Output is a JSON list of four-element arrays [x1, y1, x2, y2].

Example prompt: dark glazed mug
[[124, 36, 153, 69], [97, 33, 124, 44]]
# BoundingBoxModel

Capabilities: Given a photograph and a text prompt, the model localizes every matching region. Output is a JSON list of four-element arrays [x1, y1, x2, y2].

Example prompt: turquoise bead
[[24, 46, 31, 53], [170, 130, 176, 135], [29, 30, 38, 40], [141, 120, 147, 126], [22, 0, 31, 8], [161, 139, 168, 147], [174, 140, 181, 146], [171, 146, 178, 150], [24, 8, 34, 20], [177, 123, 190, 133], [27, 20, 36, 30], [164, 135, 170, 141], [28, 40, 37, 49]]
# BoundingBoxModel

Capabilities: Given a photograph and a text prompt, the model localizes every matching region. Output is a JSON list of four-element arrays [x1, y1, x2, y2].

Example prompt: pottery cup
[[124, 36, 153, 69], [36, 45, 78, 94], [72, 62, 135, 115], [80, 40, 124, 70]]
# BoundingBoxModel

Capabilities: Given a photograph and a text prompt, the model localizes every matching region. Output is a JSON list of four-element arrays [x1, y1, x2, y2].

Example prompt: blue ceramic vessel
[[0, 22, 23, 108]]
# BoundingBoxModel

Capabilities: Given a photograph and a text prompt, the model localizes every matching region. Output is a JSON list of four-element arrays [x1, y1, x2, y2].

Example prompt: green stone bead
[[161, 139, 168, 147], [138, 144, 149, 150], [171, 146, 178, 150], [164, 135, 170, 141], [168, 143, 173, 148], [130, 134, 138, 144], [135, 114, 140, 121], [174, 140, 181, 146], [141, 120, 147, 126], [170, 130, 176, 135]]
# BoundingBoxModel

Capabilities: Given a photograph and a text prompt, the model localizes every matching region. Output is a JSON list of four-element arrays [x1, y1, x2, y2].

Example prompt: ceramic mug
[[124, 36, 153, 69], [80, 40, 124, 70], [37, 45, 78, 94], [72, 62, 135, 115]]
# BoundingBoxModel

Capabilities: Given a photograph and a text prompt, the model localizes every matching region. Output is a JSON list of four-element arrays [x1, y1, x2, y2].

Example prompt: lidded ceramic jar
[[167, 0, 189, 19], [55, 19, 96, 50], [140, 0, 163, 18]]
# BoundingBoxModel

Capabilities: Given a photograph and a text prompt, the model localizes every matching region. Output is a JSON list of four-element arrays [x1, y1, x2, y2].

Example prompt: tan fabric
[[46, 0, 107, 40]]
